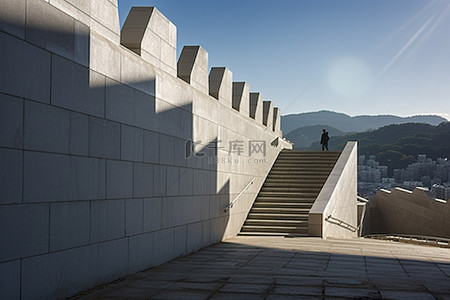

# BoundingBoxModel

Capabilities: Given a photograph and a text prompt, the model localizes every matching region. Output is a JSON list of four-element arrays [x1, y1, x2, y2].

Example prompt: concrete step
[[241, 225, 308, 233], [269, 170, 332, 175], [258, 191, 319, 198], [250, 207, 310, 214], [253, 203, 314, 209], [274, 160, 338, 165], [260, 188, 322, 194], [266, 174, 329, 180], [247, 213, 308, 220], [262, 182, 324, 188], [244, 219, 308, 226], [254, 198, 316, 203], [238, 232, 292, 236]]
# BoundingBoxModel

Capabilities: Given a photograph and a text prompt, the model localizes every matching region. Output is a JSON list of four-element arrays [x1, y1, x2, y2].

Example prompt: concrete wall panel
[[50, 201, 90, 251], [126, 198, 144, 236], [0, 260, 20, 300], [0, 32, 51, 103], [0, 204, 49, 262], [24, 100, 70, 153], [91, 199, 125, 242], [106, 160, 133, 199], [52, 55, 105, 117], [0, 148, 23, 205], [0, 94, 23, 148], [0, 0, 26, 39]]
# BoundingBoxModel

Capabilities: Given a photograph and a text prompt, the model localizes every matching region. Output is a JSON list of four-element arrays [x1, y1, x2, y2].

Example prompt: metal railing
[[224, 177, 256, 212], [365, 234, 450, 248], [325, 215, 358, 232]]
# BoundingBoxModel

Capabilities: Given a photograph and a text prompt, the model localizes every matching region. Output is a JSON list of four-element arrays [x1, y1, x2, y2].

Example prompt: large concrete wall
[[368, 188, 450, 238], [309, 142, 358, 239], [0, 1, 290, 299]]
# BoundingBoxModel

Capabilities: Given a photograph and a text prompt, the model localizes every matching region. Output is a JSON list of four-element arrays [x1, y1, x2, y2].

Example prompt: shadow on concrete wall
[[0, 12, 232, 299]]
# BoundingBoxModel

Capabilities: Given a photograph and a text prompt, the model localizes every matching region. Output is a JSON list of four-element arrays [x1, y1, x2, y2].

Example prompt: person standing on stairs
[[320, 129, 329, 151]]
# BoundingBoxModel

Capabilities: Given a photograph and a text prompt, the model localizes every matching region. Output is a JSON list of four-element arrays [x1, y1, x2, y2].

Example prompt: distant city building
[[431, 184, 450, 200], [358, 154, 450, 199]]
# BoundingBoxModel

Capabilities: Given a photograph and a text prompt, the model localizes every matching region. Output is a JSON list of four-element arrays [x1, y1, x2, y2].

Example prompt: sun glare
[[328, 57, 373, 98]]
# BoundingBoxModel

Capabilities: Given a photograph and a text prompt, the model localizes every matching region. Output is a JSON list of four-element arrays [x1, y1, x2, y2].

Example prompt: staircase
[[240, 150, 341, 237]]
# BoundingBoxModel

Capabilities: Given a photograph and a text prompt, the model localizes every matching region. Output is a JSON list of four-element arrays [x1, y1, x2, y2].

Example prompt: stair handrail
[[325, 214, 358, 232], [224, 177, 256, 212]]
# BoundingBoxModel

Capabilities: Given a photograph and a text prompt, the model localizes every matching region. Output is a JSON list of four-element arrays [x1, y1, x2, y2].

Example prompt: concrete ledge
[[309, 141, 358, 239]]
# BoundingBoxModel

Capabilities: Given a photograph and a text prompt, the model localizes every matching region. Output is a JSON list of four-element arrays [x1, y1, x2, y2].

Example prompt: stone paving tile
[[209, 293, 265, 300], [218, 283, 269, 294], [75, 237, 450, 299], [324, 286, 381, 298], [271, 285, 322, 296], [152, 289, 212, 300], [380, 290, 436, 300]]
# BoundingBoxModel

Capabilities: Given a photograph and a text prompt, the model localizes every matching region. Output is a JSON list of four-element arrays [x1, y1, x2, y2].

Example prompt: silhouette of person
[[320, 129, 329, 151]]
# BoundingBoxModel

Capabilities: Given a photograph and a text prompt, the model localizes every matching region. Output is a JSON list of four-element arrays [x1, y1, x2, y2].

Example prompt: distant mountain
[[308, 122, 450, 175], [285, 125, 345, 149], [282, 110, 447, 134]]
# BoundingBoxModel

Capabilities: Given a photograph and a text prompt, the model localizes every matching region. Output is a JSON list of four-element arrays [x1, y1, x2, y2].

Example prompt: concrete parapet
[[121, 7, 177, 76], [309, 141, 358, 239], [209, 67, 232, 106], [249, 92, 263, 124], [232, 82, 250, 117], [262, 101, 273, 128], [273, 107, 281, 134], [177, 46, 209, 94], [369, 187, 450, 238]]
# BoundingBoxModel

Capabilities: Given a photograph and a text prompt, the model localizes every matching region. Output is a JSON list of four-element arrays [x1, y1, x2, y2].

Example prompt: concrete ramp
[[240, 150, 341, 236]]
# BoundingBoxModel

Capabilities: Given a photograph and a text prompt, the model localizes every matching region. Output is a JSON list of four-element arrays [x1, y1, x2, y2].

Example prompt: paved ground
[[75, 236, 450, 299]]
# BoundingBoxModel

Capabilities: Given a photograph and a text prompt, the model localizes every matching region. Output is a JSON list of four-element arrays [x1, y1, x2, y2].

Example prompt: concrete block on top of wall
[[177, 46, 208, 94], [273, 107, 281, 134], [90, 0, 120, 44], [121, 7, 177, 76], [232, 82, 250, 117], [249, 92, 263, 124], [262, 101, 274, 128], [209, 67, 232, 107]]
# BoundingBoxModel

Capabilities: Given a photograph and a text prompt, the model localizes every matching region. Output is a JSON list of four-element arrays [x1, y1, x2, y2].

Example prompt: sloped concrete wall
[[369, 188, 450, 238], [309, 142, 358, 239], [0, 1, 290, 299]]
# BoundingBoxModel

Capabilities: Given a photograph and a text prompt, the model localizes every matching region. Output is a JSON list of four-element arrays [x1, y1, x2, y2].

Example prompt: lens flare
[[328, 57, 373, 98]]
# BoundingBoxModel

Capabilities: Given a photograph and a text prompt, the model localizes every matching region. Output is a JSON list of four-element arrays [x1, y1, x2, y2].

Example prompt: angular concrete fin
[[232, 82, 250, 116], [262, 101, 274, 127], [209, 67, 232, 106], [177, 46, 208, 94], [273, 107, 281, 134], [249, 92, 263, 124], [121, 7, 177, 76]]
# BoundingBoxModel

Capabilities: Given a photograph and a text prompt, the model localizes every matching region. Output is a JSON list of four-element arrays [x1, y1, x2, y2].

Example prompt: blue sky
[[118, 0, 450, 120]]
